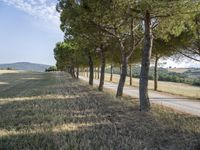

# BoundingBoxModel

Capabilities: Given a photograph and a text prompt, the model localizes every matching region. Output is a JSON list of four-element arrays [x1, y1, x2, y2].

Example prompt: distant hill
[[168, 68, 200, 78], [0, 62, 51, 72], [168, 68, 189, 73]]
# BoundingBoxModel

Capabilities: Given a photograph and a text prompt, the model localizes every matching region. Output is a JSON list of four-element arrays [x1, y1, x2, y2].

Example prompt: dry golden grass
[[97, 73, 200, 99], [0, 70, 20, 75], [167, 68, 189, 73], [0, 72, 200, 149]]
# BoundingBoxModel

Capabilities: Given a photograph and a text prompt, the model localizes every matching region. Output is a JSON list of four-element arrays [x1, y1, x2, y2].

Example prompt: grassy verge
[[0, 72, 200, 149]]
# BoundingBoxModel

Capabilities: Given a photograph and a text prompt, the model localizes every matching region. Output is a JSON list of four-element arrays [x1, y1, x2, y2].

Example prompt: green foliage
[[57, 0, 200, 66], [45, 66, 57, 72], [56, 40, 87, 71], [192, 79, 200, 86], [105, 66, 200, 87], [55, 0, 200, 100]]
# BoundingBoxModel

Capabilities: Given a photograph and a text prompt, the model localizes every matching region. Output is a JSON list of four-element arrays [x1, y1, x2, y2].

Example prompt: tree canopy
[[54, 0, 200, 112]]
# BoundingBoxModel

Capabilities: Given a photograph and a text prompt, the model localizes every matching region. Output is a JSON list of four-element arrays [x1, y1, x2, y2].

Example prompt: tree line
[[54, 0, 200, 112], [104, 66, 200, 86]]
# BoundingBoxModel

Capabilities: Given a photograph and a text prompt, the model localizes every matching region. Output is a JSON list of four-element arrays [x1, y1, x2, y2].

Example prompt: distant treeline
[[45, 66, 57, 72], [0, 67, 14, 70]]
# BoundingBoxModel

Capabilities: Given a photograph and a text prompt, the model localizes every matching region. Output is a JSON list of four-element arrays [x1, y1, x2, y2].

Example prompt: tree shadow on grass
[[1, 95, 200, 149], [0, 72, 80, 98], [0, 73, 200, 150], [0, 72, 47, 98]]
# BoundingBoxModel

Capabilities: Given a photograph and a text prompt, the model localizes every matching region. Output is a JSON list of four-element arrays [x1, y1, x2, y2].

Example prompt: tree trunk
[[139, 11, 153, 112], [99, 48, 106, 91], [70, 66, 76, 78], [110, 63, 113, 81], [120, 65, 122, 74], [116, 54, 128, 97], [73, 67, 76, 78], [97, 66, 100, 79], [94, 67, 96, 79], [88, 54, 94, 86], [76, 67, 79, 79], [83, 68, 85, 76], [87, 68, 88, 77], [67, 67, 70, 74], [129, 64, 132, 86], [154, 55, 159, 91], [69, 67, 72, 77]]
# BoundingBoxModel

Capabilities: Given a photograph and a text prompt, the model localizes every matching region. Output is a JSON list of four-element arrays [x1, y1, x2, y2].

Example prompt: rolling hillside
[[168, 68, 200, 78], [0, 62, 51, 72]]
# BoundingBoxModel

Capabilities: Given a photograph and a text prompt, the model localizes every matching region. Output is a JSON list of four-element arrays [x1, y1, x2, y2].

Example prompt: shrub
[[192, 79, 200, 86], [45, 66, 57, 72]]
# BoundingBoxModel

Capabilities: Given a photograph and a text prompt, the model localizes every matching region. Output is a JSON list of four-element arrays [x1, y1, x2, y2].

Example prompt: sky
[[0, 0, 63, 65], [0, 0, 199, 67]]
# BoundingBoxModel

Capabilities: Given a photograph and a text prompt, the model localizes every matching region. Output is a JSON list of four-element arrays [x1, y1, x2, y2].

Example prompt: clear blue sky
[[0, 0, 199, 68], [0, 0, 63, 65]]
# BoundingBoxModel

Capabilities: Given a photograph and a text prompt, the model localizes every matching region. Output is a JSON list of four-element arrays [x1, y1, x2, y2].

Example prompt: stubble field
[[0, 71, 200, 149]]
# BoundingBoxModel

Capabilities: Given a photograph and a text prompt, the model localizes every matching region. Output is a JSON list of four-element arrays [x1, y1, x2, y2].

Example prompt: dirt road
[[80, 76, 200, 117]]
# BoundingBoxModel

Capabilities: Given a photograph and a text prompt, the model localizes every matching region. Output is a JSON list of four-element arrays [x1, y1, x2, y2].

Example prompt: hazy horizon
[[0, 60, 199, 69]]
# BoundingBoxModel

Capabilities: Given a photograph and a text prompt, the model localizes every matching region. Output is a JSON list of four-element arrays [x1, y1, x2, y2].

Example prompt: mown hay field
[[0, 71, 200, 150]]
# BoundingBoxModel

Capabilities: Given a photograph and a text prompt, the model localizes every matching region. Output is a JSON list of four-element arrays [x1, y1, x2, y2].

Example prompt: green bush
[[45, 66, 57, 72], [192, 79, 200, 86]]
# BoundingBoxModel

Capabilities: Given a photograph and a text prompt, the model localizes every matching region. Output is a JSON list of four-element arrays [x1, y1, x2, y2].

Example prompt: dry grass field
[[0, 71, 200, 149], [0, 70, 20, 75], [167, 68, 189, 73], [97, 73, 200, 99]]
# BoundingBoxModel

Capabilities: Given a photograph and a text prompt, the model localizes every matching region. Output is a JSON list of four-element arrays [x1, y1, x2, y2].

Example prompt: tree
[[54, 42, 69, 71], [88, 0, 144, 97], [178, 13, 200, 62], [54, 40, 86, 78], [58, 0, 113, 89], [45, 66, 57, 72], [57, 0, 99, 85], [131, 0, 200, 111], [152, 37, 179, 91], [153, 29, 198, 91], [56, 0, 200, 112]]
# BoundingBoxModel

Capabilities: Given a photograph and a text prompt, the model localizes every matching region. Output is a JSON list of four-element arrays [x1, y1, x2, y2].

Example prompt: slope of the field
[[0, 62, 50, 72], [168, 68, 200, 78], [0, 71, 200, 149], [168, 68, 189, 73]]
